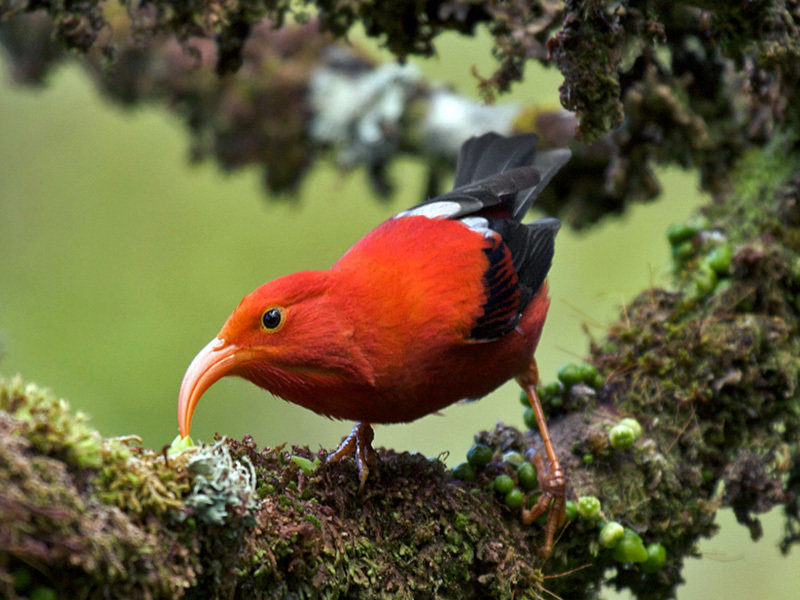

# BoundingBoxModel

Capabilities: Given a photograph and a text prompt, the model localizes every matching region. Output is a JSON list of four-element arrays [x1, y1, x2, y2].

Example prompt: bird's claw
[[521, 450, 566, 557], [326, 422, 376, 491]]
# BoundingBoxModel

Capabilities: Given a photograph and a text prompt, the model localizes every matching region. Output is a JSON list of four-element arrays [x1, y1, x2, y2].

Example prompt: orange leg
[[516, 358, 566, 556], [326, 422, 377, 491]]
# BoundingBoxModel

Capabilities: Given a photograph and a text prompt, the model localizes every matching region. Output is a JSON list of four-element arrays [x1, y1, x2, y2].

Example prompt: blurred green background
[[0, 30, 797, 599]]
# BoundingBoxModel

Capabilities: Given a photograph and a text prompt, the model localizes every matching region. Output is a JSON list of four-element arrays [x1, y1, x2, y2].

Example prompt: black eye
[[261, 308, 283, 330]]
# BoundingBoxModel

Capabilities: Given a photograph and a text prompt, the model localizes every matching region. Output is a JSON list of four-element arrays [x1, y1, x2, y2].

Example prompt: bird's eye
[[261, 307, 284, 331]]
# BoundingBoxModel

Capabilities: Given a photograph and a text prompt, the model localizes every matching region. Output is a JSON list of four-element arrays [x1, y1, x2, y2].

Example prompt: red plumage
[[214, 216, 550, 424]]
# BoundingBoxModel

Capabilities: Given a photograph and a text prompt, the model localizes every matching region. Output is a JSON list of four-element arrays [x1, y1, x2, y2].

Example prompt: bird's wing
[[391, 133, 567, 342], [465, 216, 560, 341], [397, 132, 571, 222]]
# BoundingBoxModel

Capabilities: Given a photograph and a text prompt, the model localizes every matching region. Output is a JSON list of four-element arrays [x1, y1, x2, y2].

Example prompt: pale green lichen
[[185, 438, 258, 526]]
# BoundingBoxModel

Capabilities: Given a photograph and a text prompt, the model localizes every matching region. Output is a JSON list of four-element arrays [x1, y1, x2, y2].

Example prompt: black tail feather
[[453, 132, 539, 187], [451, 132, 571, 221]]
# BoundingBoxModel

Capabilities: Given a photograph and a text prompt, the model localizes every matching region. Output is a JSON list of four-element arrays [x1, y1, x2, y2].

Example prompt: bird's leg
[[516, 358, 566, 556], [326, 422, 376, 491]]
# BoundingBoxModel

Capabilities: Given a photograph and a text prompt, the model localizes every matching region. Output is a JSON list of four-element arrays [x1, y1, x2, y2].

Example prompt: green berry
[[557, 363, 582, 387], [517, 461, 538, 491], [563, 500, 578, 521], [609, 423, 636, 449], [494, 474, 515, 495], [502, 451, 524, 468], [466, 443, 493, 468], [694, 264, 718, 297], [671, 239, 695, 264], [577, 362, 598, 385], [618, 417, 643, 439], [599, 521, 625, 548], [715, 278, 732, 295], [577, 495, 601, 520], [705, 244, 732, 274], [519, 389, 530, 406], [642, 542, 668, 572], [612, 529, 648, 563], [452, 462, 477, 481], [504, 488, 524, 509], [591, 372, 605, 389], [582, 453, 594, 463], [667, 222, 697, 246], [522, 406, 537, 429], [544, 381, 562, 397]]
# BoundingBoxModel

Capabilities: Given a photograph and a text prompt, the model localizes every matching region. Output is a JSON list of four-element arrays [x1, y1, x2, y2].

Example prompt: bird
[[177, 132, 571, 553]]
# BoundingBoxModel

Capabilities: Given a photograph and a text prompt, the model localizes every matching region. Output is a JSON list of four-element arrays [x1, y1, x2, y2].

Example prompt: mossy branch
[[2, 136, 800, 599]]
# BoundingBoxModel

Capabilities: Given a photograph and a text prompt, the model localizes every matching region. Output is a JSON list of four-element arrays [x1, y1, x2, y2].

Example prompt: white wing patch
[[458, 216, 496, 239], [394, 201, 498, 240], [394, 200, 462, 220]]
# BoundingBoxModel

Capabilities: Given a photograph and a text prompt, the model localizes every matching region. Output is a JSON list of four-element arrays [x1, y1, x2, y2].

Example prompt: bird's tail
[[451, 132, 571, 221]]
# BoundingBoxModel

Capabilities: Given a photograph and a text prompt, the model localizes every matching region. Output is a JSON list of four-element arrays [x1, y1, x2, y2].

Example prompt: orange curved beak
[[177, 337, 251, 438]]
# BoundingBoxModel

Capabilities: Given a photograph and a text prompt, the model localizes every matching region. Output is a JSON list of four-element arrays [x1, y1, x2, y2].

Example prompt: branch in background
[[0, 9, 616, 229], [3, 3, 798, 228]]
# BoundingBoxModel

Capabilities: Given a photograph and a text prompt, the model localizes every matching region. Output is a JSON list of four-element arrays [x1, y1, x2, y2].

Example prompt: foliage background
[[0, 29, 796, 598]]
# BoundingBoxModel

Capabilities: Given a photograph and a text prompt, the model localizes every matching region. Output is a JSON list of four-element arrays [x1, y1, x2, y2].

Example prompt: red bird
[[178, 132, 570, 552]]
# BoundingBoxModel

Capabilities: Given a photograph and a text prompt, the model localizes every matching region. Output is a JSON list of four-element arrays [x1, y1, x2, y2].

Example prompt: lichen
[[184, 438, 258, 526]]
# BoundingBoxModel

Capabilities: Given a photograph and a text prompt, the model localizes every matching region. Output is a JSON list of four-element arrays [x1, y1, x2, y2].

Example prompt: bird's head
[[177, 270, 336, 438]]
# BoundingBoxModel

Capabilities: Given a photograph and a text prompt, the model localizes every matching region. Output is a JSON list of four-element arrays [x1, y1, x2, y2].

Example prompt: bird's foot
[[517, 358, 567, 556], [521, 450, 566, 556], [326, 422, 377, 491]]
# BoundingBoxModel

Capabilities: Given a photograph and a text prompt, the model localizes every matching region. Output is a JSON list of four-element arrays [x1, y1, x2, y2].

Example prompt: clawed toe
[[517, 359, 567, 556], [326, 422, 376, 491], [521, 450, 566, 556]]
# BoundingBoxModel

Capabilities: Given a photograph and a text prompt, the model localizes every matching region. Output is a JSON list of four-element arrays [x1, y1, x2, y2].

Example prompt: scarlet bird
[[178, 132, 570, 553]]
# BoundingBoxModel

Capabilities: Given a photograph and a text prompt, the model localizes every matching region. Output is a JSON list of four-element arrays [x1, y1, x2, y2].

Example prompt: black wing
[[398, 132, 571, 223], [395, 132, 569, 341]]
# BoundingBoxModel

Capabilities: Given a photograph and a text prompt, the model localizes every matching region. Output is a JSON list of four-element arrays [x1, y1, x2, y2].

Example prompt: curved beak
[[177, 337, 250, 438]]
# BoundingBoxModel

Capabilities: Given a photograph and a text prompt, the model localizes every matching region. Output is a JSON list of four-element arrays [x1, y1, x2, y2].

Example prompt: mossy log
[[2, 138, 800, 598]]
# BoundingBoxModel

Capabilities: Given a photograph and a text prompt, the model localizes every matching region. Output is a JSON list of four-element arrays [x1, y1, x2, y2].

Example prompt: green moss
[[0, 375, 104, 469], [0, 378, 199, 598]]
